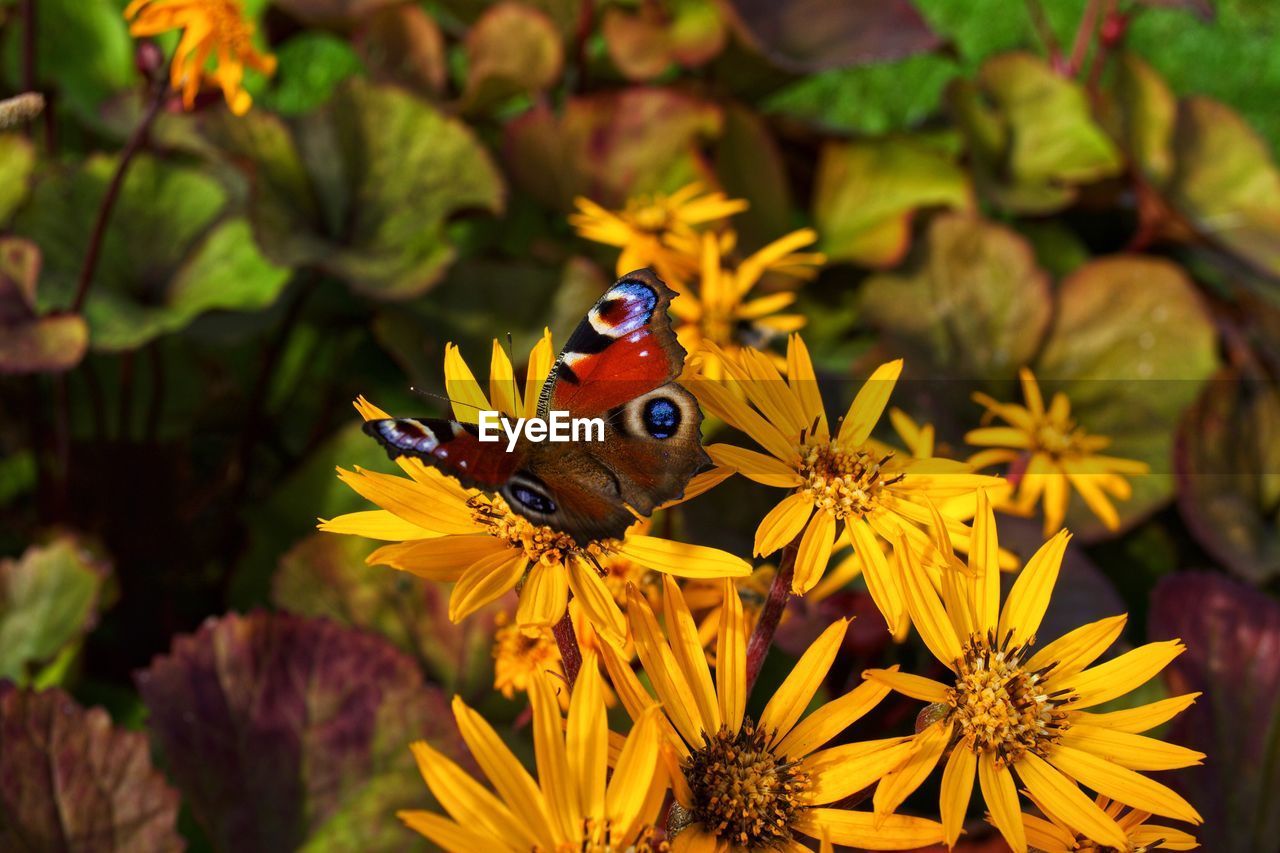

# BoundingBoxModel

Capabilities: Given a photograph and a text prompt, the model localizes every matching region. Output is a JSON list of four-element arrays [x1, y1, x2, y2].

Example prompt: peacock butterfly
[[363, 269, 711, 544]]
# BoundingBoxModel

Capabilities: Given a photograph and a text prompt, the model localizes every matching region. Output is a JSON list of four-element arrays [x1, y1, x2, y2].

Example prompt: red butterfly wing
[[538, 270, 685, 419], [364, 418, 519, 489]]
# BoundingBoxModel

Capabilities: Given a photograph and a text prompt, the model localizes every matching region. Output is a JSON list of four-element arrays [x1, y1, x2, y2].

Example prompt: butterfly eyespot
[[643, 397, 680, 439], [511, 484, 557, 515]]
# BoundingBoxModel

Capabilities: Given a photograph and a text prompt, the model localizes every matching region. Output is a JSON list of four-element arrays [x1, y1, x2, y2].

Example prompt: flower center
[[1031, 416, 1090, 460], [492, 617, 557, 700], [543, 819, 668, 852], [949, 631, 1070, 766], [798, 444, 903, 520], [683, 720, 809, 848], [626, 198, 674, 233], [468, 493, 590, 564]]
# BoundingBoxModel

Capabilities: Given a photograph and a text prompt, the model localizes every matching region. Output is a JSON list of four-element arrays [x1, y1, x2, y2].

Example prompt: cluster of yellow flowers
[[320, 184, 1197, 853]]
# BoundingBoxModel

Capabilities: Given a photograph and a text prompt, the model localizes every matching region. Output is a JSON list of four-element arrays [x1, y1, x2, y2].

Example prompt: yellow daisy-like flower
[[570, 182, 748, 280], [601, 575, 945, 851], [863, 494, 1204, 853], [320, 332, 748, 648], [1017, 795, 1199, 852], [125, 0, 277, 116], [670, 229, 822, 380], [691, 335, 1002, 631], [400, 651, 669, 851], [967, 368, 1149, 537]]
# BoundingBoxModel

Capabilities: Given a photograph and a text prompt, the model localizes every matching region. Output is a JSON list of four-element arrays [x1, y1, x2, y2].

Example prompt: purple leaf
[[0, 687, 183, 852], [136, 611, 461, 852], [1149, 572, 1280, 852]]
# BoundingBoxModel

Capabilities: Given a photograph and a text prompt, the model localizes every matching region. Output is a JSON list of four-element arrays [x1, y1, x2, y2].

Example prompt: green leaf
[[504, 87, 722, 210], [1034, 255, 1219, 537], [270, 0, 399, 26], [813, 136, 971, 267], [0, 538, 110, 686], [257, 32, 365, 117], [1103, 52, 1177, 184], [136, 612, 460, 852], [602, 0, 726, 81], [462, 2, 563, 113], [1175, 367, 1280, 582], [0, 238, 88, 374], [208, 78, 504, 299], [0, 133, 34, 224], [0, 687, 183, 852], [1167, 96, 1280, 277], [859, 214, 1051, 379], [714, 104, 795, 251]]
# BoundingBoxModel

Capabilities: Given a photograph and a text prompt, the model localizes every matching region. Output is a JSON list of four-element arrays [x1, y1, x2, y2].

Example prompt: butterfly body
[[364, 270, 710, 544]]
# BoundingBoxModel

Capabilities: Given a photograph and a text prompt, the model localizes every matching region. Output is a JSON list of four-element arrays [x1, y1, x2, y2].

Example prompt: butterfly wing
[[538, 269, 685, 418], [363, 417, 520, 490]]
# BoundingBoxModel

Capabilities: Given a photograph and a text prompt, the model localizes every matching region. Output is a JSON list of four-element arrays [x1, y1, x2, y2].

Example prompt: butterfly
[[363, 269, 711, 544]]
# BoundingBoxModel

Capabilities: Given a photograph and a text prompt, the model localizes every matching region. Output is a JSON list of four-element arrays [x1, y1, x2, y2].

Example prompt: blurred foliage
[[0, 0, 1278, 849]]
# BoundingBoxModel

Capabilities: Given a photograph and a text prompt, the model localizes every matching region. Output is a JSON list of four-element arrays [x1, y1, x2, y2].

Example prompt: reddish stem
[[745, 536, 800, 695], [1065, 0, 1102, 76], [553, 609, 582, 689]]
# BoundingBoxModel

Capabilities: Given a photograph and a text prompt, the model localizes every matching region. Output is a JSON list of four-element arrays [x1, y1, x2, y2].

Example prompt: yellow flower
[[602, 575, 946, 852], [692, 334, 1003, 631], [863, 496, 1204, 853], [400, 652, 669, 851], [670, 229, 822, 380], [1017, 795, 1199, 852], [492, 611, 565, 701], [125, 0, 277, 116], [320, 332, 748, 648], [570, 182, 747, 280], [968, 368, 1149, 537]]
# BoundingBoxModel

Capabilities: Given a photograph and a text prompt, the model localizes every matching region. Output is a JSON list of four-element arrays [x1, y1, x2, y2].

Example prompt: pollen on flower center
[[1032, 419, 1089, 459], [626, 198, 674, 233], [949, 631, 1070, 766], [799, 443, 903, 520], [684, 720, 809, 848]]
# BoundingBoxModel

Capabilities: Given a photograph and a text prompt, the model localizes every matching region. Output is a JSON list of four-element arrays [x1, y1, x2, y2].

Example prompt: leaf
[[0, 133, 34, 224], [0, 537, 110, 686], [721, 0, 940, 73], [951, 52, 1123, 214], [503, 87, 722, 210], [1132, 0, 1215, 22], [0, 238, 88, 374], [13, 155, 290, 351], [208, 78, 504, 299], [859, 214, 1051, 380], [354, 4, 447, 96], [0, 687, 183, 852], [1149, 572, 1280, 853], [1034, 256, 1219, 537], [1104, 52, 1177, 184], [270, 0, 399, 27], [136, 611, 461, 852], [1175, 368, 1280, 583], [714, 104, 794, 251], [813, 137, 972, 267], [272, 534, 499, 697], [603, 0, 727, 81], [463, 2, 563, 113], [256, 32, 365, 117], [1166, 96, 1280, 277]]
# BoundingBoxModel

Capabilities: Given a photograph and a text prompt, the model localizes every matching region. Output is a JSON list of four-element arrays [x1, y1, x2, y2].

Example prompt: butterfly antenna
[[408, 385, 469, 415]]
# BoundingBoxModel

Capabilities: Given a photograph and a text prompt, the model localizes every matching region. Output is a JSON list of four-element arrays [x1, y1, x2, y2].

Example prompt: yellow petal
[[516, 559, 569, 629], [847, 517, 904, 631], [1046, 744, 1203, 824], [452, 697, 557, 846], [565, 554, 627, 649], [1020, 811, 1077, 853], [706, 443, 803, 488], [444, 343, 492, 422], [1019, 367, 1046, 417], [1016, 751, 1128, 850], [368, 535, 508, 582], [606, 706, 664, 833], [489, 338, 519, 418], [528, 670, 581, 842], [661, 575, 721, 735], [896, 531, 963, 668], [754, 493, 815, 557], [1071, 693, 1200, 734], [1129, 823, 1200, 850], [397, 810, 497, 850], [998, 529, 1071, 646], [318, 509, 437, 540], [617, 535, 752, 578], [524, 329, 554, 420], [626, 586, 706, 748], [873, 720, 951, 817], [794, 807, 945, 850], [786, 334, 828, 438], [407, 739, 529, 846], [864, 668, 950, 703], [567, 653, 608, 820], [760, 619, 849, 742], [837, 360, 903, 448], [670, 823, 721, 853], [1059, 641, 1185, 709], [337, 467, 478, 535], [1067, 471, 1121, 530], [940, 743, 976, 847], [965, 426, 1034, 448], [691, 377, 796, 462], [1042, 471, 1069, 537], [969, 489, 1001, 633], [1059, 724, 1205, 771], [792, 509, 837, 594], [716, 578, 747, 733], [802, 737, 916, 805], [979, 752, 1027, 853], [1025, 614, 1127, 680], [449, 551, 527, 621], [777, 673, 894, 759]]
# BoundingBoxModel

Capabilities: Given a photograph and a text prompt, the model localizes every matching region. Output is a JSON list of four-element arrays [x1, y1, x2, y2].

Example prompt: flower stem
[[72, 77, 167, 313], [745, 536, 800, 695], [553, 609, 582, 689]]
